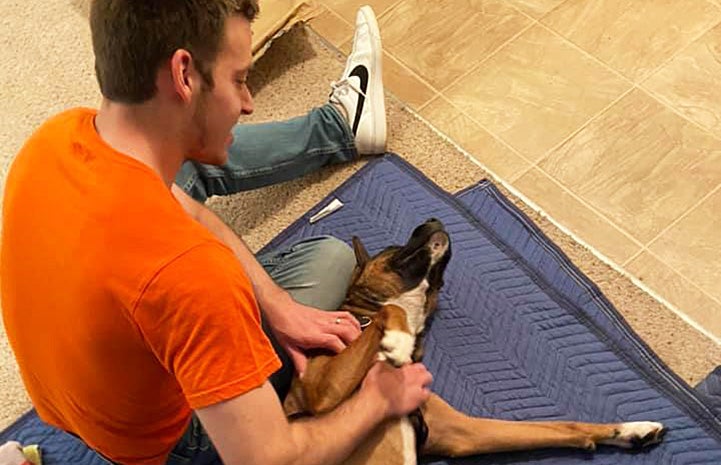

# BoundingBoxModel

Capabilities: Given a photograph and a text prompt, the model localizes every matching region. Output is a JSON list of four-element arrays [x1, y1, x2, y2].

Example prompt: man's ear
[[351, 236, 370, 268], [169, 49, 196, 103]]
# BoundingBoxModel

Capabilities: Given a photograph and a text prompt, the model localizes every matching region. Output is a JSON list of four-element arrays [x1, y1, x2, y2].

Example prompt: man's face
[[190, 15, 254, 165]]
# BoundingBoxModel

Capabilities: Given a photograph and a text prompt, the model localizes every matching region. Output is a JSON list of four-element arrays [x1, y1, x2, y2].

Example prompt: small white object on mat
[[309, 198, 344, 223]]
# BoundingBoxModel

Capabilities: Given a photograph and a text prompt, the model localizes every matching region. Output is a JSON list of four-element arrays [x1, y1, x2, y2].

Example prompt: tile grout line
[[429, 63, 721, 343], [631, 15, 721, 141], [533, 164, 644, 247], [435, 19, 538, 96], [620, 229, 721, 318], [643, 245, 721, 311], [430, 94, 537, 167], [448, 80, 645, 250], [635, 15, 721, 86], [534, 10, 721, 330], [414, 93, 440, 113], [643, 183, 721, 251], [408, 105, 721, 347], [537, 6, 721, 88], [306, 5, 354, 47], [627, 237, 721, 340], [621, 269, 721, 346], [371, 0, 447, 98], [530, 84, 635, 167], [539, 8, 721, 143], [375, 0, 403, 20], [321, 2, 721, 150], [382, 51, 443, 107], [439, 13, 721, 255], [321, 0, 721, 344], [640, 81, 721, 146], [430, 16, 648, 250], [535, 21, 634, 85], [373, 0, 448, 102], [622, 248, 644, 269], [510, 164, 536, 184]]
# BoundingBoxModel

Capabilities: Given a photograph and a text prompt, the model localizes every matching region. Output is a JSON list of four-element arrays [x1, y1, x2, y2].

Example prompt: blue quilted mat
[[262, 154, 721, 464], [0, 410, 106, 464], [696, 367, 721, 416], [3, 154, 721, 464]]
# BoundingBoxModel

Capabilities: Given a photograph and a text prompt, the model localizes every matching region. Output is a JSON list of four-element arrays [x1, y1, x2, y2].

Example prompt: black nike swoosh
[[349, 65, 369, 135]]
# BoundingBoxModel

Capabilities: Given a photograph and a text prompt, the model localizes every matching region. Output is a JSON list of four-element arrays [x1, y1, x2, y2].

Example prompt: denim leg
[[257, 235, 357, 400], [256, 235, 356, 310], [166, 236, 356, 465], [176, 104, 357, 202], [166, 416, 218, 465]]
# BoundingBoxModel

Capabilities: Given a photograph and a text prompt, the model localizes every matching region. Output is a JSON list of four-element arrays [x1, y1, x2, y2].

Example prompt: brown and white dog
[[284, 219, 666, 465]]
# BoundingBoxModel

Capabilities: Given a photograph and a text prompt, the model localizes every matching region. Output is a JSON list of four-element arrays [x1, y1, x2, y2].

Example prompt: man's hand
[[266, 297, 361, 375], [361, 361, 433, 418]]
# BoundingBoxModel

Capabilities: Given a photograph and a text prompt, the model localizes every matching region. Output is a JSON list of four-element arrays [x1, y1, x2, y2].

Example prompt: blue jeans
[[165, 236, 357, 465], [175, 104, 357, 202], [165, 107, 359, 464]]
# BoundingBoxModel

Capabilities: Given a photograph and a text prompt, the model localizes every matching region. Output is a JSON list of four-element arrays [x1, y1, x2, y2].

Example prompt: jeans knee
[[312, 236, 356, 289], [294, 236, 356, 310], [316, 236, 356, 268]]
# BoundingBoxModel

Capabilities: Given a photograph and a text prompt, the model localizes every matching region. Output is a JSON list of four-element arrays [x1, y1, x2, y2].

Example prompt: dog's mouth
[[343, 219, 452, 318], [390, 218, 451, 290]]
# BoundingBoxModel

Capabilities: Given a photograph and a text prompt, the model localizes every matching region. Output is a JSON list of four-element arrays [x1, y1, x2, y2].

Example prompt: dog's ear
[[352, 236, 370, 268]]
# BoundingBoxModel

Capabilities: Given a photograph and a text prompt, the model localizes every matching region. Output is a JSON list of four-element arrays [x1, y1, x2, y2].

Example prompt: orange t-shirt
[[1, 108, 281, 464]]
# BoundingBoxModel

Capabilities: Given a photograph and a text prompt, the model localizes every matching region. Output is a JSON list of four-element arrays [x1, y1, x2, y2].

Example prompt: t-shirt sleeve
[[132, 241, 281, 409]]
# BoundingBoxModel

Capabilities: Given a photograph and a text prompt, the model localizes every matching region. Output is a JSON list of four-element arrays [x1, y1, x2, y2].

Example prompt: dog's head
[[342, 218, 451, 331]]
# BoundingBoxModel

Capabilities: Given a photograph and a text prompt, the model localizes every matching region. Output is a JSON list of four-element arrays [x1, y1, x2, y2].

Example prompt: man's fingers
[[333, 323, 361, 345], [327, 312, 361, 344], [310, 334, 346, 354], [337, 311, 362, 332], [288, 346, 307, 377], [406, 363, 433, 386]]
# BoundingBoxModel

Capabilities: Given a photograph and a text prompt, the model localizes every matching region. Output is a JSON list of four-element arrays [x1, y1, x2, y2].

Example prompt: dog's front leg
[[421, 394, 665, 456], [300, 304, 415, 414], [377, 304, 415, 367], [301, 320, 384, 415]]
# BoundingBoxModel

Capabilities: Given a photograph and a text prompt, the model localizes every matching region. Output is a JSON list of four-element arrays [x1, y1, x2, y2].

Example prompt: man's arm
[[170, 184, 296, 316], [197, 362, 433, 465], [171, 184, 360, 373]]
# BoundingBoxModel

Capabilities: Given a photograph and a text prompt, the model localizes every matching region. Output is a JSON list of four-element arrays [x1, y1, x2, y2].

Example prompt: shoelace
[[328, 78, 367, 102]]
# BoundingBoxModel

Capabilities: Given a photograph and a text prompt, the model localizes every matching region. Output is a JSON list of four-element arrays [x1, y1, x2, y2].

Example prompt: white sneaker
[[329, 6, 386, 155]]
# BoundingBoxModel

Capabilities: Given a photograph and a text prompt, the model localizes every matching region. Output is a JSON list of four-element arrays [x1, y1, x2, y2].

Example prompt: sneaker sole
[[359, 5, 386, 154]]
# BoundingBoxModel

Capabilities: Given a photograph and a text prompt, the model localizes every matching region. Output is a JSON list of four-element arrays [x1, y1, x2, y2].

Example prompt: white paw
[[379, 330, 415, 367], [600, 422, 666, 449]]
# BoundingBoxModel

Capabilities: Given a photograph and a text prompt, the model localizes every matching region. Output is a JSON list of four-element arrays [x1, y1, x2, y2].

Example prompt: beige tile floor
[[308, 0, 721, 342]]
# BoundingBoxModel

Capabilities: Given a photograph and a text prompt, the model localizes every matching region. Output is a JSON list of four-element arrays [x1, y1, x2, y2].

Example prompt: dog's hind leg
[[421, 394, 665, 456]]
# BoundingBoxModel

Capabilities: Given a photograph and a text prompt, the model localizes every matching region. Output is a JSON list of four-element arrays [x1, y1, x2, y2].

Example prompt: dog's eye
[[392, 256, 429, 287]]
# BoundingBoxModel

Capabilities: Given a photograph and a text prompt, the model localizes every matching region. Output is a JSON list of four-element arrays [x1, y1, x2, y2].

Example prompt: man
[[1, 2, 432, 465], [173, 2, 391, 394]]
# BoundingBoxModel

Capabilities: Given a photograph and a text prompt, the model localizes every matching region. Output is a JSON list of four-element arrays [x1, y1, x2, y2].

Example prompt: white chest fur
[[399, 416, 417, 465], [377, 279, 429, 366], [385, 279, 429, 335]]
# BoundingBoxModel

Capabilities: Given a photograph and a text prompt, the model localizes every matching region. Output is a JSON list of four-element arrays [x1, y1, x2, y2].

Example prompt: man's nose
[[241, 86, 254, 115]]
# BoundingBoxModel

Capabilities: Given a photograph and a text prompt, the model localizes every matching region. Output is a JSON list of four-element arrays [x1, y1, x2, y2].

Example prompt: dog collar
[[354, 315, 373, 330], [408, 408, 429, 453]]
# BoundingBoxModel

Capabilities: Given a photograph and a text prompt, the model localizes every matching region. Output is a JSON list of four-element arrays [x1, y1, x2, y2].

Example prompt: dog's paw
[[600, 422, 666, 449], [378, 330, 415, 367]]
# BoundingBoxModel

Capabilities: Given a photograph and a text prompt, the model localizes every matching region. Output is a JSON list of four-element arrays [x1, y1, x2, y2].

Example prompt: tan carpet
[[1, 0, 719, 430]]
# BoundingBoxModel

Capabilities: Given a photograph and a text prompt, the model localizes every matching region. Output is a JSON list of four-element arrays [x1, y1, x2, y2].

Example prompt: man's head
[[90, 0, 258, 165]]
